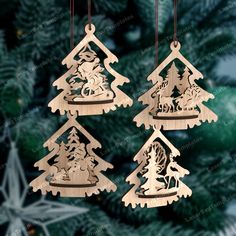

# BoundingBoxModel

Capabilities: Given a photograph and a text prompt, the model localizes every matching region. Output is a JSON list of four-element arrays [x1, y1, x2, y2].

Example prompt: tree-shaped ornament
[[30, 115, 116, 197], [134, 42, 218, 130], [122, 130, 192, 208], [49, 24, 133, 116]]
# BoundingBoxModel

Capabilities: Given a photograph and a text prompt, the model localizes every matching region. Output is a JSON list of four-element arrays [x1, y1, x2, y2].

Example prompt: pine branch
[[0, 31, 6, 59], [0, 53, 35, 117], [51, 200, 139, 236], [218, 215, 236, 236], [94, 0, 128, 14], [138, 221, 213, 236], [194, 152, 236, 199], [16, 0, 62, 59], [15, 111, 58, 162], [190, 87, 236, 153], [133, 0, 172, 33], [99, 176, 158, 226], [212, 74, 236, 87], [173, 177, 225, 232]]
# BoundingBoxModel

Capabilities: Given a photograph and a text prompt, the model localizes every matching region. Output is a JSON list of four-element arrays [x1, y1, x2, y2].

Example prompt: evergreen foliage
[[0, 0, 236, 235]]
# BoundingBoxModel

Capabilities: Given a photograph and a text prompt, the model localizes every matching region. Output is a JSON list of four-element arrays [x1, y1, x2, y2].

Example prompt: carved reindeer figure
[[150, 80, 168, 115], [165, 155, 189, 189], [159, 97, 174, 113], [151, 79, 168, 99]]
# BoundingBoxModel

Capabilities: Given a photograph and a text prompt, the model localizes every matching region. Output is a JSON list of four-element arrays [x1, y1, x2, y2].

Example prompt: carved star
[[0, 142, 88, 236]]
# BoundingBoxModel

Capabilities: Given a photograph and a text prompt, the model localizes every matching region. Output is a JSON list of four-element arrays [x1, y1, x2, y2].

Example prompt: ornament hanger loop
[[170, 41, 181, 50], [85, 23, 96, 33]]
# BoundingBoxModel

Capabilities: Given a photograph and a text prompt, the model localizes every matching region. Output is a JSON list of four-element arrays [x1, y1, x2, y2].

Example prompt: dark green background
[[0, 0, 236, 235]]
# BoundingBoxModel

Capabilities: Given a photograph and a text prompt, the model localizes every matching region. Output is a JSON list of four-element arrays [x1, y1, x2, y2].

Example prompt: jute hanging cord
[[88, 0, 92, 30], [70, 0, 74, 49], [155, 0, 159, 67], [173, 0, 178, 46]]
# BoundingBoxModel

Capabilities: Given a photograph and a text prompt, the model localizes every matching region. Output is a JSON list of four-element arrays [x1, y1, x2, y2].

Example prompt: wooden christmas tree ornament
[[134, 41, 218, 130], [30, 114, 116, 197], [122, 130, 192, 208], [30, 1, 132, 197], [49, 23, 133, 116]]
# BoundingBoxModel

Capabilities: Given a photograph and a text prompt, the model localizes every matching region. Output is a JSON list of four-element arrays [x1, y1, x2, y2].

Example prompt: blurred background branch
[[0, 0, 236, 235]]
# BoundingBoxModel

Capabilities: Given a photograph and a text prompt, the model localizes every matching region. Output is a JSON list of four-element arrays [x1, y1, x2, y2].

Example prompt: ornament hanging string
[[88, 0, 92, 30], [155, 0, 159, 67], [70, 0, 74, 49], [173, 0, 178, 46]]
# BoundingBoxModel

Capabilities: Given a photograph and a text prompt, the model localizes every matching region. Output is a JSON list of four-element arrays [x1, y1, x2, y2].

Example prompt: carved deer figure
[[150, 80, 169, 115], [165, 156, 189, 189], [159, 96, 174, 113], [151, 80, 168, 99]]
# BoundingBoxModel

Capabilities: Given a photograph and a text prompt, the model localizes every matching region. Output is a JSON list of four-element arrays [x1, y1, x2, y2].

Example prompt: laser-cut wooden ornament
[[122, 130, 192, 208], [49, 24, 133, 116], [30, 115, 117, 197], [134, 42, 218, 130]]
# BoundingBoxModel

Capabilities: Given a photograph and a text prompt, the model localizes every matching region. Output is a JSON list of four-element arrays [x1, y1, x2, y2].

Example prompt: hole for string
[[85, 24, 95, 34], [170, 41, 181, 50], [174, 39, 178, 48]]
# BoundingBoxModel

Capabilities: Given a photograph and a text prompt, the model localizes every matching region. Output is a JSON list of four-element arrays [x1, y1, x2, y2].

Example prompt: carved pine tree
[[30, 24, 125, 197], [178, 66, 191, 93], [134, 42, 218, 130], [66, 128, 83, 158], [30, 115, 117, 197], [122, 130, 192, 208], [162, 62, 180, 97], [140, 144, 166, 195]]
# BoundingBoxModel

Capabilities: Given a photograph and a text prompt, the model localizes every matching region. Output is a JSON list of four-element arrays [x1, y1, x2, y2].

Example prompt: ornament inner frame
[[30, 115, 117, 197], [30, 24, 133, 197], [49, 24, 133, 116], [122, 130, 192, 208], [134, 42, 218, 130]]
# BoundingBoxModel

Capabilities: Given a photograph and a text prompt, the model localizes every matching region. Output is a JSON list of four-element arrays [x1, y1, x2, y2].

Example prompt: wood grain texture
[[30, 115, 117, 197], [49, 24, 133, 116], [134, 42, 218, 130], [122, 130, 192, 208]]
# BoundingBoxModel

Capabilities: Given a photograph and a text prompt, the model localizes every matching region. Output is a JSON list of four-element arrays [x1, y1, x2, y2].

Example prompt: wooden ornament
[[122, 130, 192, 208], [49, 24, 133, 116], [30, 114, 117, 197], [134, 42, 218, 130]]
